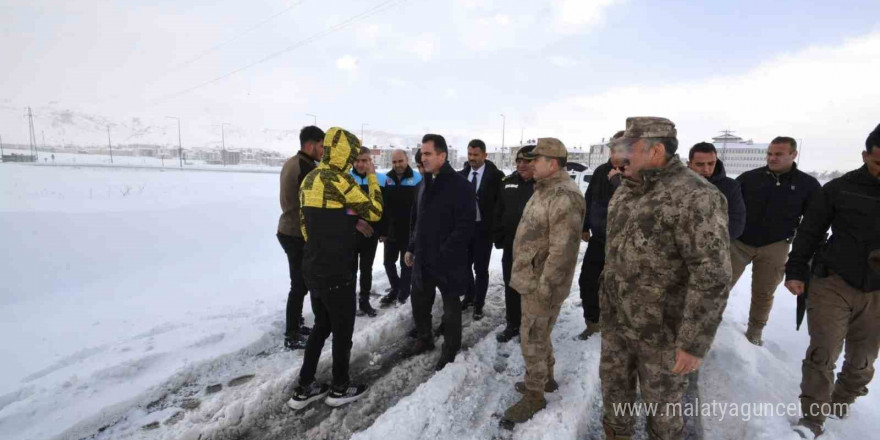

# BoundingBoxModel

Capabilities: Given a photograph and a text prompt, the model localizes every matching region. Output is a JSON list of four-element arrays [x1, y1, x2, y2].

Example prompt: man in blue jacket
[[687, 142, 746, 239], [732, 136, 820, 346], [379, 149, 422, 307], [350, 147, 386, 317], [405, 134, 476, 371]]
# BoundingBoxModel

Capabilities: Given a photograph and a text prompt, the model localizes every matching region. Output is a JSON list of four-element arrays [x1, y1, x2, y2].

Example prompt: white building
[[369, 147, 394, 170], [711, 131, 768, 176]]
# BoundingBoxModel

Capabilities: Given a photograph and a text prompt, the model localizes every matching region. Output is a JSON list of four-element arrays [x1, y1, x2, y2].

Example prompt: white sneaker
[[325, 383, 369, 407], [286, 382, 330, 410]]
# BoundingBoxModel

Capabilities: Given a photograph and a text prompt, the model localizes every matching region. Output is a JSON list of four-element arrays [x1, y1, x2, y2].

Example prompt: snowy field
[[2, 148, 283, 173], [1, 162, 878, 440]]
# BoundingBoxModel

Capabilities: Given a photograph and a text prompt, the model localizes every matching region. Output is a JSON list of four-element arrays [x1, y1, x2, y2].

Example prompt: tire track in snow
[[236, 284, 508, 440]]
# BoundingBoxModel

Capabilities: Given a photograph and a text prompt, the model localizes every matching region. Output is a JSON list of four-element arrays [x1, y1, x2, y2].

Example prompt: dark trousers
[[277, 233, 309, 337], [383, 239, 412, 302], [465, 226, 493, 308], [298, 281, 357, 389], [353, 233, 379, 301], [501, 245, 521, 330], [411, 272, 462, 356], [578, 240, 605, 324]]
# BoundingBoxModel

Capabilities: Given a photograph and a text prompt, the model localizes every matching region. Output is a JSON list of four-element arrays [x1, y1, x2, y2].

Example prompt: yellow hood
[[320, 127, 361, 172]]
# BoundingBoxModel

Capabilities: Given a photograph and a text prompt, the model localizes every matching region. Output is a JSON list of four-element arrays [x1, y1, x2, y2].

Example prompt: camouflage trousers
[[600, 330, 689, 440], [520, 294, 563, 394]]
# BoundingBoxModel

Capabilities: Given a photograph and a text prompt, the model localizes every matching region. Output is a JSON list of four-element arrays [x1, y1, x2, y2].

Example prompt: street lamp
[[221, 122, 230, 166], [361, 123, 369, 145], [166, 116, 183, 169], [306, 113, 317, 125]]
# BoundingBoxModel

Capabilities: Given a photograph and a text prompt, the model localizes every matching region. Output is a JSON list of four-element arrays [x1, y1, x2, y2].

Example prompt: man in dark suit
[[460, 139, 504, 320], [405, 134, 476, 371]]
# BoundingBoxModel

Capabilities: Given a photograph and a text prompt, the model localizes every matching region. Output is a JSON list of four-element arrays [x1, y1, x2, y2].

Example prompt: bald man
[[379, 149, 423, 306]]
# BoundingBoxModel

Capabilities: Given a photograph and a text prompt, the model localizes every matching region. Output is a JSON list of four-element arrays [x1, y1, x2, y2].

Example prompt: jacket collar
[[854, 165, 880, 185], [709, 159, 728, 182], [625, 155, 685, 194], [462, 159, 499, 174], [509, 171, 534, 184], [438, 161, 455, 176], [296, 150, 316, 164], [762, 162, 800, 179], [536, 169, 570, 189], [386, 165, 414, 182]]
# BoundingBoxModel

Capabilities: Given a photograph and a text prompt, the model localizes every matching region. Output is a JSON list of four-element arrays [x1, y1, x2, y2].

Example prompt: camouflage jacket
[[510, 169, 585, 307], [602, 156, 731, 358]]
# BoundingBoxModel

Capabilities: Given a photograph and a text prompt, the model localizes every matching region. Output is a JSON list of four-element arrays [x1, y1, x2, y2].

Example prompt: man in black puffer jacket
[[577, 131, 625, 340], [687, 142, 746, 239], [785, 124, 880, 439], [491, 145, 536, 342], [733, 136, 821, 346]]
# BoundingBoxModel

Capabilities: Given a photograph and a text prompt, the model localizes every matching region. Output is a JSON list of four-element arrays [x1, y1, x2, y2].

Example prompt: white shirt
[[470, 163, 485, 222]]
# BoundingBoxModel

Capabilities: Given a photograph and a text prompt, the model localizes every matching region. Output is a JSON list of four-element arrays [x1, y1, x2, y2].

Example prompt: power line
[[158, 0, 309, 80], [149, 0, 407, 106]]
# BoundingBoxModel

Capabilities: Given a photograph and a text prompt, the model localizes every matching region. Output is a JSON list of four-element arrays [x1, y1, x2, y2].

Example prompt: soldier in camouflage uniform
[[502, 138, 586, 426], [600, 117, 732, 440]]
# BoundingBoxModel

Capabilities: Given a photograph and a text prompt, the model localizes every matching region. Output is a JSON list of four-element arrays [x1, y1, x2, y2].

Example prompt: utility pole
[[500, 114, 506, 149], [361, 123, 369, 145], [166, 116, 183, 169], [28, 107, 37, 160], [306, 113, 317, 125], [27, 107, 38, 161], [520, 127, 524, 145], [221, 122, 230, 166], [1, 134, 4, 158], [799, 138, 805, 165], [107, 125, 114, 164]]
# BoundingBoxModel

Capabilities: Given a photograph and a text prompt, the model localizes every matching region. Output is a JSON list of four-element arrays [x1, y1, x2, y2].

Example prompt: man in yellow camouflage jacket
[[502, 138, 585, 426], [287, 127, 383, 410], [600, 117, 731, 440]]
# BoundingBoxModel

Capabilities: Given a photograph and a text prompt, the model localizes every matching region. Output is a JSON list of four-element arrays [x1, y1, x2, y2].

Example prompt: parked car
[[566, 162, 592, 193]]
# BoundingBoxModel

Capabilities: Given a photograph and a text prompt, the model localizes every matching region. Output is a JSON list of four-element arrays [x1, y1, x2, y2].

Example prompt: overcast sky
[[2, 0, 879, 170]]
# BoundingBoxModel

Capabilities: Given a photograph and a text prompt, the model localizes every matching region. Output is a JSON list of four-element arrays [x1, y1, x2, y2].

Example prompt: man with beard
[[277, 126, 324, 349], [460, 139, 504, 320]]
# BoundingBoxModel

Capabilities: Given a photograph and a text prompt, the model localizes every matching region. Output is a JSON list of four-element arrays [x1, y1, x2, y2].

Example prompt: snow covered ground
[[1, 162, 877, 440], [2, 148, 282, 173]]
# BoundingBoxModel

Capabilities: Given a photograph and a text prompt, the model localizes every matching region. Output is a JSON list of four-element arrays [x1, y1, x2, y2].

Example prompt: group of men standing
[[274, 119, 880, 439], [579, 119, 879, 439]]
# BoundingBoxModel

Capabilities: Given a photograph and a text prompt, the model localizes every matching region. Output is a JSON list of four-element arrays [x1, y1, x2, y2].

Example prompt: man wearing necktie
[[460, 139, 505, 320]]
